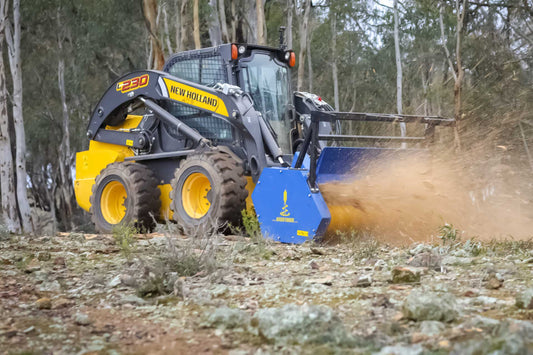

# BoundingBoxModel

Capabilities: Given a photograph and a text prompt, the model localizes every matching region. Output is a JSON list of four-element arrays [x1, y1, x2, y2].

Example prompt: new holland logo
[[275, 190, 296, 223]]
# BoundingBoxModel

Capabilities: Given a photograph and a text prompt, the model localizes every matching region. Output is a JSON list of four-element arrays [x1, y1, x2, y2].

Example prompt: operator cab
[[163, 43, 296, 155]]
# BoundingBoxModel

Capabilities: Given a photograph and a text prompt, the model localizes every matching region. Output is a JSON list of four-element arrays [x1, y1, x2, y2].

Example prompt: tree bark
[[208, 0, 222, 46], [256, 0, 266, 45], [142, 0, 165, 69], [193, 0, 201, 49], [394, 0, 407, 147], [297, 0, 310, 91], [5, 0, 33, 233], [286, 0, 293, 49], [0, 0, 20, 233], [331, 16, 339, 110], [218, 0, 229, 42]]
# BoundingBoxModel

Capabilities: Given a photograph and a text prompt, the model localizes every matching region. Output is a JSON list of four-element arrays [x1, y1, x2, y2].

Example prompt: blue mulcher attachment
[[252, 110, 455, 244]]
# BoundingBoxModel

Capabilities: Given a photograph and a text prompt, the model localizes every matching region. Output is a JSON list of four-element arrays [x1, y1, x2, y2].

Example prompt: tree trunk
[[286, 0, 293, 49], [162, 4, 173, 55], [5, 0, 33, 233], [142, 0, 165, 69], [230, 0, 237, 42], [179, 0, 188, 51], [218, 0, 229, 42], [193, 0, 201, 49], [439, 4, 458, 82], [0, 0, 20, 233], [56, 9, 74, 230], [308, 26, 313, 93], [245, 1, 257, 44], [297, 0, 310, 91], [454, 0, 467, 149], [208, 0, 222, 46], [394, 0, 406, 147], [331, 16, 339, 110], [57, 58, 74, 230], [256, 0, 266, 45]]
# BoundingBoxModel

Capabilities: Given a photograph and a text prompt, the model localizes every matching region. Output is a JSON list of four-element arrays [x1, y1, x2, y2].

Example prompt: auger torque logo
[[116, 74, 149, 93], [275, 190, 296, 223], [163, 78, 229, 117]]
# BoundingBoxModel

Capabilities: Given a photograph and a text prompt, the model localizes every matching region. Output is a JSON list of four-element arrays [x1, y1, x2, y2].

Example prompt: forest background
[[0, 0, 532, 235]]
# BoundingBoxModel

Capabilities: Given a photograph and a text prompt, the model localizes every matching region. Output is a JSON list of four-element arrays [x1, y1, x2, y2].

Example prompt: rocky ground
[[1, 227, 532, 355]]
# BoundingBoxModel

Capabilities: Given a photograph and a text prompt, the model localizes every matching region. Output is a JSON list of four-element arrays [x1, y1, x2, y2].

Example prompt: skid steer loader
[[75, 33, 454, 243]]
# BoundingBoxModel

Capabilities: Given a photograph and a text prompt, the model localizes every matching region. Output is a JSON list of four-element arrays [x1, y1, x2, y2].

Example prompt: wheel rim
[[182, 172, 211, 218], [100, 180, 127, 224]]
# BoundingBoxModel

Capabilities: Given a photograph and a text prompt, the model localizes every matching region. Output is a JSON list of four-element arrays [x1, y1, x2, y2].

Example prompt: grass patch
[[135, 222, 221, 298], [112, 224, 138, 259], [334, 230, 381, 263]]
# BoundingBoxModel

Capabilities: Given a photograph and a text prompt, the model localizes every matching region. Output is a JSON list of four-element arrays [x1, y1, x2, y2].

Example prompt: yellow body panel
[[105, 115, 143, 131], [74, 117, 138, 212]]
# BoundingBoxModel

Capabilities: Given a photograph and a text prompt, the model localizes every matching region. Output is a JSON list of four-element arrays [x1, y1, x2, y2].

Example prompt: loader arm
[[85, 70, 283, 180]]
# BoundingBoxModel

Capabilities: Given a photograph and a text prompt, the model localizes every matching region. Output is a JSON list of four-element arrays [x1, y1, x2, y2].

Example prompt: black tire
[[90, 162, 161, 234], [170, 151, 247, 234]]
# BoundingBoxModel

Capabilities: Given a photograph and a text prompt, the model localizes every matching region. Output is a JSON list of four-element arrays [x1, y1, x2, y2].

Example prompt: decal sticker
[[296, 230, 309, 237], [116, 74, 149, 94], [163, 78, 229, 117], [126, 139, 133, 146], [274, 189, 296, 223]]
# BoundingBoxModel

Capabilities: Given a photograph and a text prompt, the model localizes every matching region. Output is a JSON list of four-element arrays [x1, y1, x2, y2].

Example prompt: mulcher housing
[[75, 42, 454, 242]]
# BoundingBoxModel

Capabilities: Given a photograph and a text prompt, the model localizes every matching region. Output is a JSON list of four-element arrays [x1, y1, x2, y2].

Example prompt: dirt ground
[[1, 231, 532, 354]]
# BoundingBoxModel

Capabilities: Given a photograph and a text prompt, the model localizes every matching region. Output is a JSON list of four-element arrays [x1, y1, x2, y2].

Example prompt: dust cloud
[[320, 150, 533, 245]]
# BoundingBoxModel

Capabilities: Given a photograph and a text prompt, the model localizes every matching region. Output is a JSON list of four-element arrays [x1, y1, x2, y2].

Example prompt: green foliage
[[241, 209, 261, 239], [437, 223, 458, 246], [112, 224, 138, 259]]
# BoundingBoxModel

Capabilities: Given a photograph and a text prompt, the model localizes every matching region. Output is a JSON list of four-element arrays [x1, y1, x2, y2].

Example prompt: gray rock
[[407, 252, 442, 270], [452, 320, 533, 355], [205, 307, 250, 329], [391, 266, 421, 284], [442, 256, 472, 266], [462, 316, 500, 331], [38, 280, 61, 292], [409, 243, 432, 255], [355, 274, 372, 288], [119, 295, 147, 305], [515, 288, 533, 309], [485, 273, 503, 290], [419, 320, 445, 335], [211, 284, 229, 297], [253, 304, 354, 346], [108, 275, 121, 288], [74, 313, 91, 326], [374, 344, 424, 355], [403, 290, 459, 322]]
